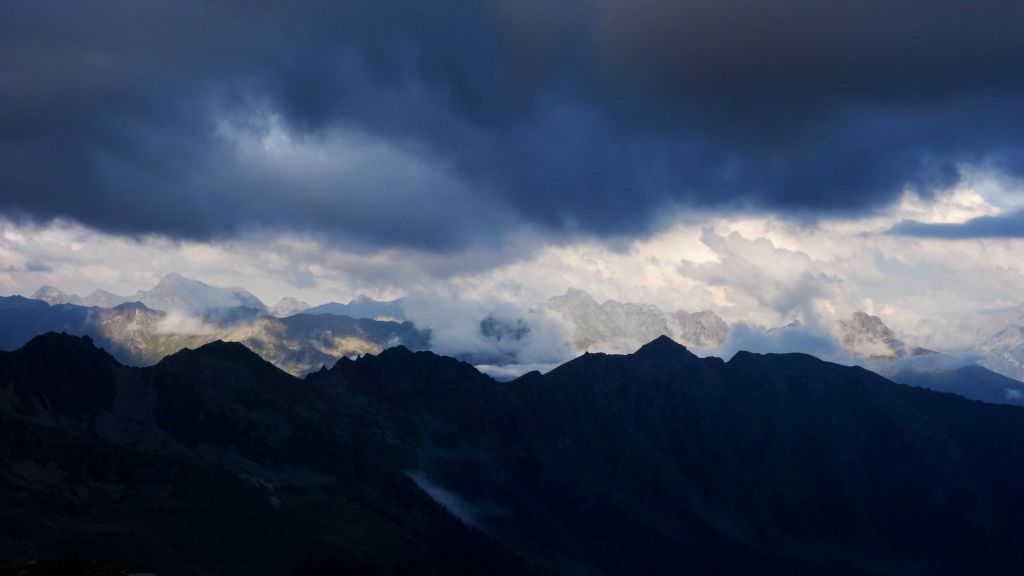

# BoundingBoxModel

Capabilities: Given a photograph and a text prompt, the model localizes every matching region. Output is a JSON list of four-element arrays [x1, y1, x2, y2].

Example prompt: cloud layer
[[891, 210, 1024, 238], [4, 0, 1024, 250], [5, 183, 1024, 370]]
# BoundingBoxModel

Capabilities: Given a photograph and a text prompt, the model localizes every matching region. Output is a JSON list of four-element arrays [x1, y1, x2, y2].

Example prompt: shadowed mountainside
[[885, 361, 1024, 406], [0, 333, 529, 576], [3, 334, 1024, 574]]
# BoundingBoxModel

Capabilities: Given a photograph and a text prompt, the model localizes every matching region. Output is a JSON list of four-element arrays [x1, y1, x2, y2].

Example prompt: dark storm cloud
[[2, 260, 52, 274], [890, 210, 1024, 238], [3, 0, 1024, 249]]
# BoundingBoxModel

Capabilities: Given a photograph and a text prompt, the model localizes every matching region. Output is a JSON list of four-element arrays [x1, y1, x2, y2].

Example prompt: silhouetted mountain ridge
[[4, 334, 1024, 574]]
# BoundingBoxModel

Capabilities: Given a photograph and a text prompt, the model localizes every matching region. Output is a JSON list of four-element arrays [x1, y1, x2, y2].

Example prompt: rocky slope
[[839, 311, 921, 359]]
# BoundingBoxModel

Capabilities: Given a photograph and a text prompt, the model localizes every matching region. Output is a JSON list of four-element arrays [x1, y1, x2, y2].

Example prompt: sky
[[3, 0, 1024, 362]]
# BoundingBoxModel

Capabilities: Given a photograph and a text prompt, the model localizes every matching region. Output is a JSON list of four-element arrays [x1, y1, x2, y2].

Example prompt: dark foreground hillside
[[3, 333, 1024, 575]]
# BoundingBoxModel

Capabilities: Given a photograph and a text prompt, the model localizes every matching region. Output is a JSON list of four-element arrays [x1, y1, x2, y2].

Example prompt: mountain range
[[544, 291, 1024, 407], [838, 311, 1024, 406], [36, 273, 410, 324], [302, 296, 408, 322], [11, 277, 1024, 408], [0, 294, 427, 377], [33, 273, 267, 314], [547, 288, 730, 352], [4, 333, 1024, 574]]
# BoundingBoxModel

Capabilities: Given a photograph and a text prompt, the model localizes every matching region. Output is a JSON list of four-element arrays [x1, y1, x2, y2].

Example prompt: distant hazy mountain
[[304, 295, 407, 321], [969, 304, 1024, 382], [0, 295, 428, 376], [33, 273, 267, 315], [31, 285, 130, 308], [224, 313, 429, 375], [838, 311, 935, 359], [547, 288, 728, 352], [133, 272, 267, 313], [671, 309, 730, 347], [882, 355, 1024, 407], [33, 275, 408, 325], [269, 296, 310, 317], [840, 306, 1024, 393], [29, 285, 69, 305], [5, 333, 1024, 574], [838, 311, 1024, 406]]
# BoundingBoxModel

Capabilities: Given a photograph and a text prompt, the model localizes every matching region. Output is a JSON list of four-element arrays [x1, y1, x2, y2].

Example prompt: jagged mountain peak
[[80, 288, 129, 307], [270, 296, 310, 317], [170, 339, 275, 366], [136, 273, 267, 313], [840, 311, 911, 359], [4, 333, 119, 423], [849, 311, 888, 329], [0, 293, 430, 378], [155, 271, 213, 287], [548, 288, 729, 353], [315, 342, 494, 400], [16, 331, 113, 361], [31, 285, 72, 305], [153, 339, 299, 387], [635, 334, 696, 359], [152, 272, 234, 295], [195, 338, 258, 354], [351, 343, 482, 377], [9, 330, 1024, 573], [374, 343, 415, 358], [30, 285, 130, 308]]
